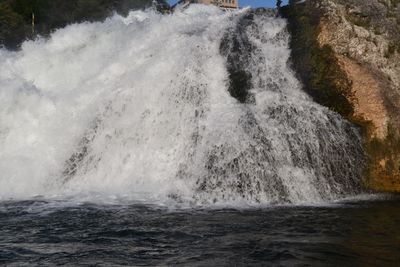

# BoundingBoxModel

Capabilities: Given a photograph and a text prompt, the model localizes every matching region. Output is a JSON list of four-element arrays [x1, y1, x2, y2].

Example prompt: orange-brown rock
[[335, 56, 388, 139], [282, 0, 400, 191]]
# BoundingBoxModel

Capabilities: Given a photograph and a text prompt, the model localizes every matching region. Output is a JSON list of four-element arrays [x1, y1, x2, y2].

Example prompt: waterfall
[[0, 5, 365, 205]]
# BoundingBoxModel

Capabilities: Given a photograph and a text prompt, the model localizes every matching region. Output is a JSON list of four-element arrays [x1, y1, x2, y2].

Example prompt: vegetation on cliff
[[0, 0, 168, 49]]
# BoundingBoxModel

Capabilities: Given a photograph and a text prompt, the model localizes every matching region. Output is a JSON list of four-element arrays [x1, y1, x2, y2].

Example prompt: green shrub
[[0, 2, 25, 47], [0, 0, 167, 49]]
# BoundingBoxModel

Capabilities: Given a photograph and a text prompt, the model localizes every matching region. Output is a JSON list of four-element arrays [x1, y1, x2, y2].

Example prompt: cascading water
[[0, 5, 365, 205]]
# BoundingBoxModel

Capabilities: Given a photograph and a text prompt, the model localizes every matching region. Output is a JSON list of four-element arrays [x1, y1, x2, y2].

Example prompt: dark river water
[[0, 197, 399, 266]]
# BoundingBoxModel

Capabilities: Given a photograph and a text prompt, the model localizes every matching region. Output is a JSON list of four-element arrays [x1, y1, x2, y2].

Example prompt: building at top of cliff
[[173, 0, 239, 10]]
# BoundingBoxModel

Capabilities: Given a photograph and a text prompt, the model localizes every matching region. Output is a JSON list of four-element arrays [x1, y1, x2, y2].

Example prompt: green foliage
[[0, 0, 167, 49], [0, 1, 25, 47], [0, 2, 23, 30], [11, 0, 38, 22]]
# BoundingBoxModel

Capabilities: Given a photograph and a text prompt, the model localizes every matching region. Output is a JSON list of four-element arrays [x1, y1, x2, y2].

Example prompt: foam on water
[[0, 5, 365, 205]]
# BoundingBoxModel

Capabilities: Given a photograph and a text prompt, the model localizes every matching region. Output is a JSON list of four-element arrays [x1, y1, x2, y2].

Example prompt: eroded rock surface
[[282, 0, 400, 191]]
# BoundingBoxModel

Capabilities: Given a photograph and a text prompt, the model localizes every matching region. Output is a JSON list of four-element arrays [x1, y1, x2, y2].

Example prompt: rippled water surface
[[1, 197, 399, 266]]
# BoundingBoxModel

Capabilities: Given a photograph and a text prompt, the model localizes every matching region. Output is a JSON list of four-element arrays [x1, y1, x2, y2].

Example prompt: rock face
[[282, 0, 400, 191]]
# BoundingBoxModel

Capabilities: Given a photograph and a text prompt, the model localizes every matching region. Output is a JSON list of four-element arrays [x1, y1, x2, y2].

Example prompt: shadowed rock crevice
[[220, 12, 256, 103]]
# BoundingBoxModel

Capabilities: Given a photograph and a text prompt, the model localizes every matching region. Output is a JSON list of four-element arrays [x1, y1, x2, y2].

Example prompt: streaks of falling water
[[0, 6, 365, 205]]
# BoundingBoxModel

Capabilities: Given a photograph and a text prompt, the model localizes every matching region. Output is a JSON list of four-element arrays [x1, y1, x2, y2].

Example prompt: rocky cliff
[[282, 0, 400, 192]]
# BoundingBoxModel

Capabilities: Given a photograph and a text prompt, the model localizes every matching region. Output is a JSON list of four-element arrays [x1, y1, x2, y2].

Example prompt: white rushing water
[[0, 5, 365, 205]]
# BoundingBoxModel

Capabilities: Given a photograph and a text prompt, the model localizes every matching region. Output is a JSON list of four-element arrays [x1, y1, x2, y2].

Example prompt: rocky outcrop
[[282, 0, 400, 192]]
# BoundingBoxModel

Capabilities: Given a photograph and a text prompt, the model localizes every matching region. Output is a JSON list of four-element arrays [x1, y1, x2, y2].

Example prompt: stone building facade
[[180, 0, 238, 9]]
